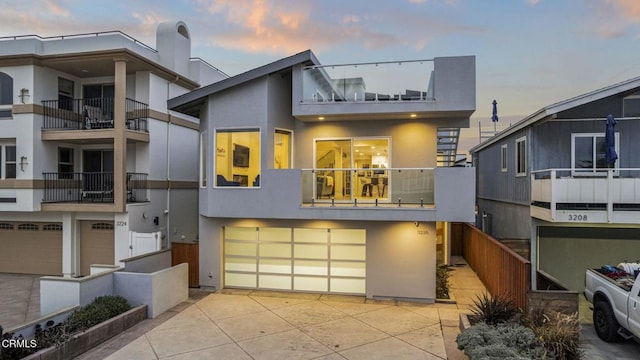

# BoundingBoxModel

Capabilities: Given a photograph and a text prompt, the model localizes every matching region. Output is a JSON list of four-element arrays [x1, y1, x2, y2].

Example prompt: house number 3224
[[567, 214, 587, 221]]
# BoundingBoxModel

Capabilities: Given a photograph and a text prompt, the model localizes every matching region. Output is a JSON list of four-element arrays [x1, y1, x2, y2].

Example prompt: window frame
[[214, 128, 261, 188], [274, 128, 293, 169], [200, 131, 207, 188], [0, 72, 13, 118], [500, 144, 508, 172], [58, 147, 74, 175], [0, 143, 17, 179], [571, 132, 619, 177], [58, 77, 75, 111], [515, 136, 526, 177]]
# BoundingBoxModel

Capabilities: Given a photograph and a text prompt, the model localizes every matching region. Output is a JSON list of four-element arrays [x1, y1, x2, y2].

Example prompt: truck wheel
[[593, 301, 621, 342]]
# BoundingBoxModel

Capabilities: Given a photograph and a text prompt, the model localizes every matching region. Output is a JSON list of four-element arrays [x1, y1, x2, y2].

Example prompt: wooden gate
[[171, 242, 199, 288]]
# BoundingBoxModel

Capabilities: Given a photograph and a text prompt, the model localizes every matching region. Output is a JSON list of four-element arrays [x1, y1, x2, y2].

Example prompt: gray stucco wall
[[198, 217, 437, 300], [476, 198, 531, 239]]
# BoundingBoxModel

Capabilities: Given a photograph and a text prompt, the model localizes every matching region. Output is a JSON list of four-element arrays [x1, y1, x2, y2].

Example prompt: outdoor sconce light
[[19, 156, 28, 171], [153, 216, 159, 226], [19, 88, 30, 104]]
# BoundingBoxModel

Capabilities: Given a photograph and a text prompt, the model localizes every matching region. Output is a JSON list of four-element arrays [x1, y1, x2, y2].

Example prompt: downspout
[[166, 76, 179, 248]]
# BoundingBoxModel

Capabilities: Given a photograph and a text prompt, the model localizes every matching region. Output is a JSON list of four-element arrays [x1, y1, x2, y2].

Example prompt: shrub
[[457, 322, 548, 360], [523, 308, 582, 360], [66, 296, 131, 333], [0, 296, 131, 360], [436, 265, 450, 299], [469, 292, 519, 325]]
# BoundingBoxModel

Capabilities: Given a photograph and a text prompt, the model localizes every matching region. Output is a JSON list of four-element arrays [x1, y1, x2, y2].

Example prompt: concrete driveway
[[102, 290, 455, 360]]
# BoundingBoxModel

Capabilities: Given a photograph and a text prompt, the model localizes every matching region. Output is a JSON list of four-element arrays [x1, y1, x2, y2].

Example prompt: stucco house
[[0, 21, 226, 277], [169, 50, 476, 301]]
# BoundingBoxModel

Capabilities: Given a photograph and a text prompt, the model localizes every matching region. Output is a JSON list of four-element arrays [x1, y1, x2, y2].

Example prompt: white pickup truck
[[585, 264, 640, 342]]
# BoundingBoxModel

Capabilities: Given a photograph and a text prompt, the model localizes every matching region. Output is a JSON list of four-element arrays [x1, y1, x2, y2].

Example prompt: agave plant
[[469, 292, 519, 325]]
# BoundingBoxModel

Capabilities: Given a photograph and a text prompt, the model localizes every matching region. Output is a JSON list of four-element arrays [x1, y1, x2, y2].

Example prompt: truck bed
[[590, 267, 635, 292]]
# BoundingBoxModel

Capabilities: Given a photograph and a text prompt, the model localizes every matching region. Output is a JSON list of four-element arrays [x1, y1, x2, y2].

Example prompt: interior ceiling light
[[371, 146, 375, 149], [410, 114, 417, 118], [318, 116, 325, 120]]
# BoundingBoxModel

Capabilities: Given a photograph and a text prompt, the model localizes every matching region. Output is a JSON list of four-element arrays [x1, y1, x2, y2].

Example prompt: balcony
[[41, 98, 149, 143], [531, 169, 640, 224], [301, 168, 434, 207], [292, 56, 475, 121], [42, 172, 148, 204]]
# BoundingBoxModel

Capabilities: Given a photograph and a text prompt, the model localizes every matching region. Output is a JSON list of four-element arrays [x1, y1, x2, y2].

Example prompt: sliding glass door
[[315, 137, 389, 201]]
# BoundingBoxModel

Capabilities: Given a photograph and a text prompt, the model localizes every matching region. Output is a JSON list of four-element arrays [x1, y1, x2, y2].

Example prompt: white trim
[[500, 144, 508, 172], [274, 128, 294, 169], [570, 132, 619, 177], [199, 130, 207, 188], [515, 136, 526, 177], [213, 128, 261, 189]]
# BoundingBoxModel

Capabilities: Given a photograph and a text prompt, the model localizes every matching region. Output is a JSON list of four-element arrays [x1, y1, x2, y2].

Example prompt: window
[[274, 130, 292, 169], [200, 131, 207, 187], [215, 129, 260, 187], [43, 224, 63, 231], [58, 78, 74, 111], [17, 223, 39, 231], [0, 72, 13, 118], [500, 144, 508, 172], [623, 92, 640, 117], [315, 137, 390, 200], [58, 147, 74, 175], [0, 143, 16, 179], [571, 133, 619, 175], [515, 137, 526, 176]]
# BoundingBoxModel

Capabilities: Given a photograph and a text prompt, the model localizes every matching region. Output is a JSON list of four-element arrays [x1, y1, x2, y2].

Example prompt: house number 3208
[[568, 214, 587, 221]]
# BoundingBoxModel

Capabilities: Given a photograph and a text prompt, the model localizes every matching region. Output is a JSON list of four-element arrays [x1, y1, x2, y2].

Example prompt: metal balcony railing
[[42, 98, 148, 132], [42, 172, 148, 203]]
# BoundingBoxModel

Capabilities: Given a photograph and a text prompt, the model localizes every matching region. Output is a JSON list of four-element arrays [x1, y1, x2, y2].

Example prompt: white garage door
[[0, 222, 63, 275], [224, 227, 366, 294]]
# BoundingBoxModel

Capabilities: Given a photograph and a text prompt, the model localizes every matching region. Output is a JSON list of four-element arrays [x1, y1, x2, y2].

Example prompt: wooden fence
[[461, 223, 531, 309]]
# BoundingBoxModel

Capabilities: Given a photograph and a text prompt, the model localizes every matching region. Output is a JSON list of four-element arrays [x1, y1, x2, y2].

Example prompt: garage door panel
[[294, 244, 327, 259], [226, 257, 257, 272], [226, 242, 256, 256], [331, 278, 365, 294], [226, 272, 256, 287], [258, 258, 290, 273], [259, 243, 290, 257], [294, 260, 328, 276], [259, 274, 291, 290], [331, 261, 366, 277], [331, 245, 366, 261], [294, 276, 328, 292]]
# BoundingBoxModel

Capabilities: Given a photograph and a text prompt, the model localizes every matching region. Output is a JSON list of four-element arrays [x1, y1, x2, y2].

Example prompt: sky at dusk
[[2, 0, 640, 152]]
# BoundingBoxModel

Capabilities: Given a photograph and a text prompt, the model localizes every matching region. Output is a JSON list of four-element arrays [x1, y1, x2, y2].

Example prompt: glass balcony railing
[[301, 168, 434, 206], [42, 97, 148, 132], [301, 59, 434, 104]]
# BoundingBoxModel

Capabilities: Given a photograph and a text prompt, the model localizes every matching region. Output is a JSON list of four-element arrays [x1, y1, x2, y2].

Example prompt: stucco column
[[61, 212, 78, 277], [113, 58, 127, 213]]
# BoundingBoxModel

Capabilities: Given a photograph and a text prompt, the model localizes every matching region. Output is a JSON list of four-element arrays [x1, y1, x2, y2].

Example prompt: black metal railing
[[42, 97, 148, 132], [43, 172, 148, 203]]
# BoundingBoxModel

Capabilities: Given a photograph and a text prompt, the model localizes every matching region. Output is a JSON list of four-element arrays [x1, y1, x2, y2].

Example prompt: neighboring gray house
[[471, 77, 640, 292], [169, 50, 476, 302]]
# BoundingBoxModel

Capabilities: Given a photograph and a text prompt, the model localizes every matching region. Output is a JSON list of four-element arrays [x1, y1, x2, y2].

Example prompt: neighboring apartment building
[[0, 21, 226, 277], [471, 77, 640, 292], [169, 50, 476, 301]]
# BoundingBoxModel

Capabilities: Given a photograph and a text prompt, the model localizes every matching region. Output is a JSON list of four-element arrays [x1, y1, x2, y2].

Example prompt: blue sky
[[2, 0, 640, 150]]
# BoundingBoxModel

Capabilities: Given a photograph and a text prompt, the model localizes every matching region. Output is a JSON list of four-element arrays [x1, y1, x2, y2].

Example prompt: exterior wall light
[[20, 156, 28, 171], [19, 88, 30, 104]]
